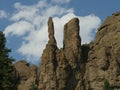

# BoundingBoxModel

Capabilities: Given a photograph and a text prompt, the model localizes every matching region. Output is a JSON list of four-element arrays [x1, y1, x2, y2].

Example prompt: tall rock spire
[[38, 17, 58, 90], [63, 18, 82, 66], [48, 17, 56, 45], [63, 18, 83, 90], [63, 18, 81, 50]]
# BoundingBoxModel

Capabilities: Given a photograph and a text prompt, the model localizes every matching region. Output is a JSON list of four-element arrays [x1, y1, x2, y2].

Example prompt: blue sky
[[0, 0, 120, 65]]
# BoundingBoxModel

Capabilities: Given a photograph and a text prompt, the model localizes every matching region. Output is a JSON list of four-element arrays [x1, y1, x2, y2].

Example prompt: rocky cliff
[[84, 11, 120, 90], [15, 11, 120, 90]]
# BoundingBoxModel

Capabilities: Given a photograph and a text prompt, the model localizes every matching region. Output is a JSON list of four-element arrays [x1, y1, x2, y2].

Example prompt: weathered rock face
[[38, 17, 84, 90], [84, 11, 120, 90], [14, 60, 37, 90]]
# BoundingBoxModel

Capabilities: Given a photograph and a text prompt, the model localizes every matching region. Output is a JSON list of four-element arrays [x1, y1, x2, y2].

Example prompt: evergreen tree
[[0, 31, 17, 90]]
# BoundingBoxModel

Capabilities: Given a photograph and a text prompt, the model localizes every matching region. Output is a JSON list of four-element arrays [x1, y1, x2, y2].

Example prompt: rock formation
[[38, 17, 84, 90], [38, 11, 120, 90], [14, 60, 37, 90], [84, 11, 120, 90], [14, 11, 120, 90]]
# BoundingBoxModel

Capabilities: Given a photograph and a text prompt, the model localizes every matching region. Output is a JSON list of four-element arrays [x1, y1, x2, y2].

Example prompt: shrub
[[103, 79, 111, 90], [29, 83, 38, 90]]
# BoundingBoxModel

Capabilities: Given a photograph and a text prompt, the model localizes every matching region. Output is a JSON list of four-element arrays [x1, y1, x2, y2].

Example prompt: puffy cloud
[[4, 0, 101, 64], [0, 10, 8, 18], [4, 21, 34, 36], [79, 14, 101, 44], [52, 0, 70, 4], [18, 25, 48, 64]]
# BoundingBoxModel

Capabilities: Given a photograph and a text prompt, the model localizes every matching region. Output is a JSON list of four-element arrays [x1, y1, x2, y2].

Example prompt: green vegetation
[[0, 31, 17, 90], [103, 79, 111, 90], [29, 83, 38, 90]]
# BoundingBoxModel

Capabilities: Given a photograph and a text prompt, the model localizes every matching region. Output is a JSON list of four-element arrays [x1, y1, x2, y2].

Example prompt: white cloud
[[4, 21, 34, 36], [0, 10, 8, 18], [4, 0, 101, 64], [79, 14, 101, 44], [52, 0, 70, 4], [11, 3, 39, 21], [43, 5, 73, 17]]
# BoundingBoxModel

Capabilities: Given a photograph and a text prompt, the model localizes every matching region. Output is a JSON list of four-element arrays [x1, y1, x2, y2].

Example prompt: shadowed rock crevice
[[81, 44, 90, 63]]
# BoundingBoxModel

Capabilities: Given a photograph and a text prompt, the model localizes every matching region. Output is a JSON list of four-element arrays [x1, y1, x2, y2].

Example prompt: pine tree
[[0, 31, 17, 90]]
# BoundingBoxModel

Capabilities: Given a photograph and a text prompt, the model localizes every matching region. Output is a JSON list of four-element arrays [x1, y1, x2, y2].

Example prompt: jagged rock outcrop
[[84, 11, 120, 90], [14, 60, 37, 90], [38, 17, 84, 90]]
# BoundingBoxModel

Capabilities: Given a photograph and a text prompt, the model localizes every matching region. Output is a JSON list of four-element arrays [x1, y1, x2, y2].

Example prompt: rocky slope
[[15, 11, 120, 90], [84, 11, 120, 90]]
